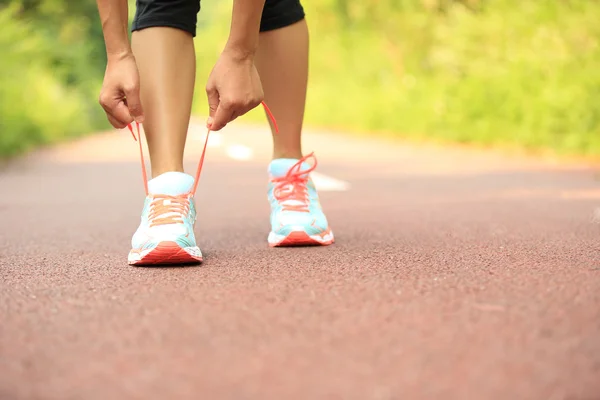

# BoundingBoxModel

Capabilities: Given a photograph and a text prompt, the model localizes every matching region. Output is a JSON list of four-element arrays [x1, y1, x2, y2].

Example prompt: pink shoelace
[[271, 153, 317, 212]]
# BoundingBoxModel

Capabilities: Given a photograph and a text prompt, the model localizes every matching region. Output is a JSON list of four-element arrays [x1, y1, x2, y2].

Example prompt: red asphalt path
[[1, 122, 599, 399]]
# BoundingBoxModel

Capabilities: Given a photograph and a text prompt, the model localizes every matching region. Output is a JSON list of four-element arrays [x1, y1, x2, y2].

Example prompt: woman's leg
[[257, 0, 335, 247], [255, 1, 308, 160], [127, 0, 204, 266], [131, 0, 200, 178]]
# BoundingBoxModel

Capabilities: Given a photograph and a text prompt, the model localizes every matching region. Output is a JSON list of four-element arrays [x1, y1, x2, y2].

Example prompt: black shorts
[[132, 0, 305, 37]]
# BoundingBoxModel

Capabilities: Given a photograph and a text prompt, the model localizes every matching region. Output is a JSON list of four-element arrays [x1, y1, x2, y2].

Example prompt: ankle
[[273, 150, 303, 160], [150, 164, 185, 178]]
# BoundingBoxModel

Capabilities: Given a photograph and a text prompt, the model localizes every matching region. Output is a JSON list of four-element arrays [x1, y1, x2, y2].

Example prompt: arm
[[225, 0, 267, 60], [96, 0, 132, 60], [96, 0, 144, 126], [206, 0, 267, 131]]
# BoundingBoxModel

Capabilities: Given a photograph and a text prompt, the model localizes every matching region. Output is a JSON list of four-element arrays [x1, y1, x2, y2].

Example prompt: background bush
[[0, 0, 107, 157], [193, 0, 600, 156], [1, 0, 599, 158]]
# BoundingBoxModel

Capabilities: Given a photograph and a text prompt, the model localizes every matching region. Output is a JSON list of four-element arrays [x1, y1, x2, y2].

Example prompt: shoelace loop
[[272, 152, 317, 213]]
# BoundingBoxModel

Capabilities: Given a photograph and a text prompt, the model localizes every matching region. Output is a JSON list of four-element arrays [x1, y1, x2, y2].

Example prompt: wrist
[[223, 40, 257, 63], [107, 49, 134, 63]]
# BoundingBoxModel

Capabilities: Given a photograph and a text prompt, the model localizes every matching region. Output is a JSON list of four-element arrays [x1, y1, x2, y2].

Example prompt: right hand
[[205, 47, 264, 131], [98, 53, 144, 129]]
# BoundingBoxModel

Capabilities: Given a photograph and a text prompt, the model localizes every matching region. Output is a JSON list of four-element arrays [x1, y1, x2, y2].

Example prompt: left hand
[[205, 48, 264, 131]]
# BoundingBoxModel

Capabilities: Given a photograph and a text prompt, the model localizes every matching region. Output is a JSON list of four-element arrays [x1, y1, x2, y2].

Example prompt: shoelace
[[127, 101, 279, 226], [271, 153, 317, 213], [147, 194, 190, 227]]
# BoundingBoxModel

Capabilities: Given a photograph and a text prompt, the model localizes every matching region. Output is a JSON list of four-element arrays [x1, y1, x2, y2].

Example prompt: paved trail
[[1, 120, 599, 399]]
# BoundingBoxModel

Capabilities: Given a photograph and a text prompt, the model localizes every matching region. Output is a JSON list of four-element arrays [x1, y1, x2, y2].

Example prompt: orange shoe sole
[[129, 241, 202, 266], [269, 231, 335, 247]]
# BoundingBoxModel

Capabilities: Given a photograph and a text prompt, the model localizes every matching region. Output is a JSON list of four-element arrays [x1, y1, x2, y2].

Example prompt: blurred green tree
[[0, 0, 107, 157]]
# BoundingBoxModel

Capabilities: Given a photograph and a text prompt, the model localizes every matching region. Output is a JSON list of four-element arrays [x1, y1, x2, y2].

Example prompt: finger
[[111, 101, 134, 127], [233, 101, 256, 120], [210, 102, 234, 131], [107, 114, 127, 129], [100, 92, 134, 127], [228, 101, 255, 124], [123, 84, 144, 123], [229, 110, 242, 123], [205, 84, 219, 128]]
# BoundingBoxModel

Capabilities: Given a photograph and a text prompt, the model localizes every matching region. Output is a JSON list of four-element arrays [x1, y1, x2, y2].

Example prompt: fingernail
[[135, 116, 144, 123]]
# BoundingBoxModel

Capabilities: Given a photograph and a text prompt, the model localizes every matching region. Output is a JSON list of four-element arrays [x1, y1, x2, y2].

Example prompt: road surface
[[1, 120, 599, 399]]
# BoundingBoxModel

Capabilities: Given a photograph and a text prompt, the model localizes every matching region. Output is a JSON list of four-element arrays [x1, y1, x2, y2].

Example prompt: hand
[[98, 53, 144, 129], [205, 48, 264, 131]]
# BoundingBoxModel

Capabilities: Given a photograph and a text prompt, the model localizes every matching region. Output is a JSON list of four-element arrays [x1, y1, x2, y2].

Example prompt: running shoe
[[128, 171, 203, 265], [267, 153, 334, 246]]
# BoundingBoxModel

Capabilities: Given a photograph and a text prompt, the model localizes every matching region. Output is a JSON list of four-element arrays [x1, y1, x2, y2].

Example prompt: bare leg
[[255, 19, 309, 160], [131, 27, 196, 177]]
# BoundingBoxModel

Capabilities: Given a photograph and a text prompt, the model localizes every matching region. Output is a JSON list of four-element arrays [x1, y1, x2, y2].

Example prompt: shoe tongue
[[269, 158, 312, 178], [147, 172, 195, 195]]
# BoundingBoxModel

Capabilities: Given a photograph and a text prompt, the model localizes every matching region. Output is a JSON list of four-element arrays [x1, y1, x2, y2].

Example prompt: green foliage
[[193, 0, 600, 156], [0, 1, 107, 158], [1, 0, 599, 158]]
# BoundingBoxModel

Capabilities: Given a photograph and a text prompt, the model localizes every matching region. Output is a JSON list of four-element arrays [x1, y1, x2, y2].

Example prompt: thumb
[[124, 85, 144, 123], [206, 84, 219, 129], [210, 102, 233, 131]]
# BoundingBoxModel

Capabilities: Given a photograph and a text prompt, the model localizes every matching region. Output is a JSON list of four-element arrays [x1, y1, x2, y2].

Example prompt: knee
[[132, 0, 201, 37]]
